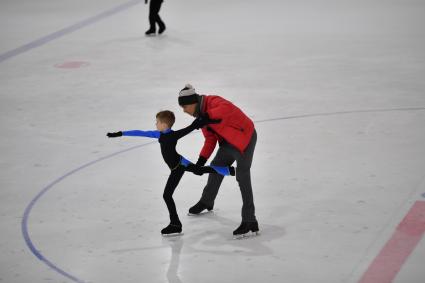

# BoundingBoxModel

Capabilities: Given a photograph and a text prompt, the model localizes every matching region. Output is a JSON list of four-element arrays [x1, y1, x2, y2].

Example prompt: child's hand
[[191, 113, 221, 129], [107, 131, 123, 138], [202, 113, 222, 125], [190, 118, 203, 129]]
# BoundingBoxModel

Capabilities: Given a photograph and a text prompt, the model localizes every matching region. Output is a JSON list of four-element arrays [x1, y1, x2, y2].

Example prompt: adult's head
[[178, 83, 199, 117]]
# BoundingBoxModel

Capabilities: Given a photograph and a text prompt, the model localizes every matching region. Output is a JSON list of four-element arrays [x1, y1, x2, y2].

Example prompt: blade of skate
[[161, 232, 184, 237], [187, 210, 214, 216], [233, 231, 260, 240]]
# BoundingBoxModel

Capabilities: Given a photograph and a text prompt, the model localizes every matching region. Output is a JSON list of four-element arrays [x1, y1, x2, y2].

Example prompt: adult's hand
[[192, 166, 204, 176]]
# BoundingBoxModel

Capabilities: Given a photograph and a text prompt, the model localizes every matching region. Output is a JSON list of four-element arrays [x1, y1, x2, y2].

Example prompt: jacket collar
[[195, 95, 205, 117]]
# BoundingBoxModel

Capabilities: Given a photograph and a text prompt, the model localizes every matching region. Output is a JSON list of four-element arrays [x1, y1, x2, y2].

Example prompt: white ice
[[1, 0, 425, 282]]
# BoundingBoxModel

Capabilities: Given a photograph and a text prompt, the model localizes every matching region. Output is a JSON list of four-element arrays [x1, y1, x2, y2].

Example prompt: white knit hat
[[178, 83, 199, 105]]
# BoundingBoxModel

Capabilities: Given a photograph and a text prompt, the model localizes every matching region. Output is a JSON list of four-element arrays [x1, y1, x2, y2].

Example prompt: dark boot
[[158, 23, 166, 34], [161, 223, 182, 236], [233, 220, 260, 238], [188, 200, 213, 215], [145, 28, 156, 36]]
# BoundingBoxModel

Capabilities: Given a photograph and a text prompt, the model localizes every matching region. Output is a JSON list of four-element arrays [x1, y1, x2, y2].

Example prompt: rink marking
[[359, 201, 425, 283], [22, 142, 156, 283], [0, 0, 143, 63], [21, 108, 425, 283], [254, 107, 425, 123]]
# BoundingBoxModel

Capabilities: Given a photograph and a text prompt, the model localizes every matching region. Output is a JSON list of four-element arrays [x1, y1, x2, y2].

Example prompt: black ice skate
[[233, 221, 260, 239], [145, 28, 156, 36], [187, 201, 213, 216], [161, 223, 182, 236], [158, 23, 166, 34]]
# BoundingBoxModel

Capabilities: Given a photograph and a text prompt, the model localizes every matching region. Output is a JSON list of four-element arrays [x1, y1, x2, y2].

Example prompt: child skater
[[107, 110, 235, 236]]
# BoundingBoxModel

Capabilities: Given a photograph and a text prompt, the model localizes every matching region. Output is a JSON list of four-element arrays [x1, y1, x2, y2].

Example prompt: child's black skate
[[161, 223, 182, 236], [233, 221, 260, 239], [187, 201, 213, 216]]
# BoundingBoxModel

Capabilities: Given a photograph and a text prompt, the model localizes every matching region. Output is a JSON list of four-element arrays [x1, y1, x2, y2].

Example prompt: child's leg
[[209, 165, 235, 176], [163, 167, 185, 225]]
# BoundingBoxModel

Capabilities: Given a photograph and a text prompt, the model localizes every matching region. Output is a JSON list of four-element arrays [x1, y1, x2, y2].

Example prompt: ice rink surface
[[1, 0, 425, 282]]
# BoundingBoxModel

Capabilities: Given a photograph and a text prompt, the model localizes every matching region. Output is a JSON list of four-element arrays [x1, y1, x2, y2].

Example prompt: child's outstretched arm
[[107, 130, 161, 139], [171, 124, 197, 140], [172, 115, 222, 140]]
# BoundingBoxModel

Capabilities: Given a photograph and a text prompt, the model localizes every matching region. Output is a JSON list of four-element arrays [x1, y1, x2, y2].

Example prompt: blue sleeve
[[122, 130, 161, 139]]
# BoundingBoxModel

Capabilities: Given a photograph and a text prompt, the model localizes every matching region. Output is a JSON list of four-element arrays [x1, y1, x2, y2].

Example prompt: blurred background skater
[[145, 0, 166, 35]]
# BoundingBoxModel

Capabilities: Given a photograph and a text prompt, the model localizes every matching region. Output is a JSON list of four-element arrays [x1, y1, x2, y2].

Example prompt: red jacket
[[199, 95, 254, 159]]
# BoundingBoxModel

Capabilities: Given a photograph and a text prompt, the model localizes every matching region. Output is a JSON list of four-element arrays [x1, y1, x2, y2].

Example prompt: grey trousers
[[200, 129, 257, 222]]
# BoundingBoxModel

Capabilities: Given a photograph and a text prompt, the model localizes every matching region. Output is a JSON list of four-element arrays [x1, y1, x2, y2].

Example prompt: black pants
[[200, 130, 257, 222], [163, 165, 218, 225], [149, 0, 165, 31]]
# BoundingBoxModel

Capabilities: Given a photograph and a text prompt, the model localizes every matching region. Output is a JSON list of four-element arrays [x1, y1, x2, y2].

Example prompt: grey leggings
[[200, 129, 257, 222]]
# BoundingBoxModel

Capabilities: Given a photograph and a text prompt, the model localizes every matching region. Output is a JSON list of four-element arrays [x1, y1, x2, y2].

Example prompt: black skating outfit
[[107, 121, 234, 235]]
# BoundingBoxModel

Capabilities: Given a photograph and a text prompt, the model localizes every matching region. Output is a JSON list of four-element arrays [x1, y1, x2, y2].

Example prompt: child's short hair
[[156, 110, 175, 128]]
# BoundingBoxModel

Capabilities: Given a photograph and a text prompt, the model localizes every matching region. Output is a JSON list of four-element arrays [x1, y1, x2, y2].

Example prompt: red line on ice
[[359, 201, 425, 283]]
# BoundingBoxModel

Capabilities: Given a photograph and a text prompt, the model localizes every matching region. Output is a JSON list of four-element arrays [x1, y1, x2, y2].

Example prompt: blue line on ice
[[21, 107, 425, 283], [0, 0, 143, 63], [21, 142, 156, 283]]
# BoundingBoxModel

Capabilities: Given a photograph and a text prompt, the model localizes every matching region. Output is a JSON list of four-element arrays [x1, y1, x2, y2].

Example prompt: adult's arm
[[199, 127, 218, 160]]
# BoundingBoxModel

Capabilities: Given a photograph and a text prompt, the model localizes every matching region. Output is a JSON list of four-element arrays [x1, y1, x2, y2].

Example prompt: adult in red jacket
[[178, 84, 259, 237]]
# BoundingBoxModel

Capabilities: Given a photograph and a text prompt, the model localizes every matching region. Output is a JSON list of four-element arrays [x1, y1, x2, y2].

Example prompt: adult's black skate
[[161, 223, 182, 236], [187, 201, 213, 216], [233, 221, 260, 239]]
